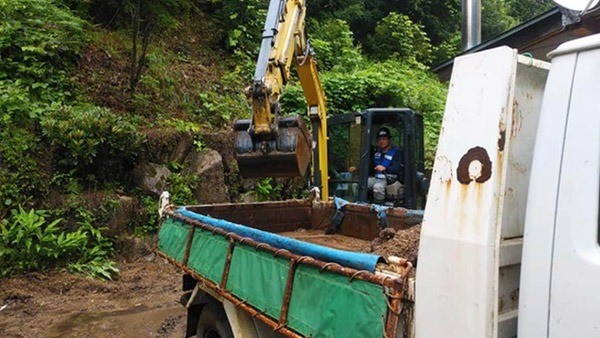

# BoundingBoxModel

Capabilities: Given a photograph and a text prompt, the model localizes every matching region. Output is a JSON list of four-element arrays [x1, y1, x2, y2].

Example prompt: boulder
[[106, 195, 136, 237], [144, 128, 194, 164], [185, 149, 230, 203], [133, 162, 171, 196]]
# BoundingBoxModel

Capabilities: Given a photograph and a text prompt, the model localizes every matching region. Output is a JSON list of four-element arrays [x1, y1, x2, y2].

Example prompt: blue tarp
[[174, 207, 383, 272]]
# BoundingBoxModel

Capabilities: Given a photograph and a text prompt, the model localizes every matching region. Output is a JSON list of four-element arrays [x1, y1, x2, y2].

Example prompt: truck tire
[[196, 302, 234, 338]]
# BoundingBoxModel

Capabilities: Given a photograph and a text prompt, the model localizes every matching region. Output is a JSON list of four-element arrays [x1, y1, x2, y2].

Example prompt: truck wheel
[[196, 302, 234, 338]]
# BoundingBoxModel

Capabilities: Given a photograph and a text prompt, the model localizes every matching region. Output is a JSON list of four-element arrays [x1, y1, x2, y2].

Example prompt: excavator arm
[[234, 0, 329, 198]]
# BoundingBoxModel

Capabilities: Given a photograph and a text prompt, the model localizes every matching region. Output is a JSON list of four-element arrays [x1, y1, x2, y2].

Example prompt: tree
[[366, 13, 433, 65]]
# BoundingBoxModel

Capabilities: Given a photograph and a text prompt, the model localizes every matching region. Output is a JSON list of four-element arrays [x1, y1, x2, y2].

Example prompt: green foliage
[[253, 178, 284, 202], [308, 19, 363, 71], [135, 47, 249, 127], [66, 221, 119, 280], [506, 0, 554, 24], [41, 105, 142, 185], [366, 13, 433, 65], [0, 206, 117, 279], [0, 0, 86, 125], [134, 196, 160, 235], [166, 164, 199, 205], [0, 128, 49, 215], [281, 59, 446, 168], [482, 0, 518, 40], [214, 0, 267, 55]]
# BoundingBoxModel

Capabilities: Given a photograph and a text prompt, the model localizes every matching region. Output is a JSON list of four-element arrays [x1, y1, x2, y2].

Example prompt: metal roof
[[432, 6, 600, 81]]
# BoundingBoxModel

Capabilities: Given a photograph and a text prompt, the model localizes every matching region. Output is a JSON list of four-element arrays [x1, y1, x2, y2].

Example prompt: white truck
[[157, 33, 600, 337]]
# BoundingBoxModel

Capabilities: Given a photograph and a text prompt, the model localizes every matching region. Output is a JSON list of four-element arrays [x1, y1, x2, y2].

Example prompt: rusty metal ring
[[319, 262, 341, 273], [252, 309, 266, 318], [274, 323, 287, 332], [349, 270, 369, 282], [296, 256, 311, 265], [273, 248, 288, 257], [255, 243, 268, 251]]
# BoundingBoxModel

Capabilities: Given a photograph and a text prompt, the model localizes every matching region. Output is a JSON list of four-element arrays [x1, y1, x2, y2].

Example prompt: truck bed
[[278, 229, 371, 252], [157, 197, 421, 338]]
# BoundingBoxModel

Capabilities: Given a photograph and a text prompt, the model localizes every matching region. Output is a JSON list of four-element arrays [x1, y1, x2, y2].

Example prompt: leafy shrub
[[0, 0, 86, 125], [308, 19, 363, 71], [214, 0, 267, 55], [253, 178, 284, 202], [0, 206, 118, 279], [41, 105, 142, 185], [366, 13, 433, 65], [281, 59, 446, 168], [0, 128, 49, 215], [166, 164, 199, 205]]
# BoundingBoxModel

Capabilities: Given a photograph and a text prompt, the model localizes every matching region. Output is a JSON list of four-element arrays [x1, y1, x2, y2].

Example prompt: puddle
[[47, 304, 185, 338]]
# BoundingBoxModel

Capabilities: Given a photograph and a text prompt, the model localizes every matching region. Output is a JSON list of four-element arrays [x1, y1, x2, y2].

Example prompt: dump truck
[[156, 31, 600, 338]]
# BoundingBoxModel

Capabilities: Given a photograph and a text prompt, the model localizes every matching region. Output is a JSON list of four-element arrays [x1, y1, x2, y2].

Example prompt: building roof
[[432, 6, 600, 81]]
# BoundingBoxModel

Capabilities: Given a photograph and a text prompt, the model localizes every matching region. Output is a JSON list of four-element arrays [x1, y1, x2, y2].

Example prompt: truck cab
[[327, 108, 427, 209], [416, 34, 600, 337]]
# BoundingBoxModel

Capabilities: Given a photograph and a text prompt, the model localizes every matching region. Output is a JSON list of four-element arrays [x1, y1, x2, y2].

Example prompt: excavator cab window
[[327, 115, 362, 201]]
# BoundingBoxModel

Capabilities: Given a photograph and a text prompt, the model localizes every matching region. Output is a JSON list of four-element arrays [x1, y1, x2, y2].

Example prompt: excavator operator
[[368, 127, 403, 204]]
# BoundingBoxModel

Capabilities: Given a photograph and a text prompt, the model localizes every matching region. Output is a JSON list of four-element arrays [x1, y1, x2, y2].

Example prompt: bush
[[308, 19, 363, 71], [366, 13, 433, 65], [0, 128, 49, 215], [0, 0, 86, 125], [41, 105, 142, 185], [0, 206, 118, 279], [280, 59, 447, 168]]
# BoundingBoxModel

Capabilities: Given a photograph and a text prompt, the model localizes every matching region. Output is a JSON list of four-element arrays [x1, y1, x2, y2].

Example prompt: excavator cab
[[327, 108, 428, 209]]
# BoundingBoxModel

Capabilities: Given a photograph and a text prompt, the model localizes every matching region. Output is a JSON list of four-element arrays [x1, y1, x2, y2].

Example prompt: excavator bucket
[[234, 116, 312, 177]]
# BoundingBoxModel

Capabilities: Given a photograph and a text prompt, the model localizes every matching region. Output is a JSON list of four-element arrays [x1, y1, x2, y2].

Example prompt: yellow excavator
[[234, 0, 428, 209], [233, 0, 329, 195]]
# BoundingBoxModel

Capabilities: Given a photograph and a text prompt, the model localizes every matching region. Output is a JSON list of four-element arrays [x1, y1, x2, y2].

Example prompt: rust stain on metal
[[384, 272, 409, 337], [498, 130, 506, 151], [157, 251, 303, 338], [182, 226, 196, 266], [219, 237, 236, 289], [278, 258, 299, 326], [456, 147, 492, 184]]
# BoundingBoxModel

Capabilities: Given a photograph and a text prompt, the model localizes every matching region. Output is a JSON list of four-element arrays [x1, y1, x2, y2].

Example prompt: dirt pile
[[362, 224, 421, 263]]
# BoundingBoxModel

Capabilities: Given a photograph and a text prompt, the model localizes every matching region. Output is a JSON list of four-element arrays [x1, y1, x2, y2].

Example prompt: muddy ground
[[0, 257, 187, 338]]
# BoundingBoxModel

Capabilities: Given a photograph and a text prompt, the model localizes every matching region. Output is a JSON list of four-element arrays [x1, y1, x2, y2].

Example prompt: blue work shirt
[[374, 146, 402, 179]]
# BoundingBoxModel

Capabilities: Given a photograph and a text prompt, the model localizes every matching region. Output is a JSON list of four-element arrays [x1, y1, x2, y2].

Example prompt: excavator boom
[[234, 0, 328, 197]]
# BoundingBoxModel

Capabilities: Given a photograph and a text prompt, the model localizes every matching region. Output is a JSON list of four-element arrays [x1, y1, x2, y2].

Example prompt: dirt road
[[0, 257, 187, 338]]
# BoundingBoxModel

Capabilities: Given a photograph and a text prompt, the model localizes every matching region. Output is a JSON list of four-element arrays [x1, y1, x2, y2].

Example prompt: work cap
[[377, 127, 391, 139]]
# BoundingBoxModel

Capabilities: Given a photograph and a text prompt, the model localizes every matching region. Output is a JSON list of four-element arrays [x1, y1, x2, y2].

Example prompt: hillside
[[0, 0, 552, 279]]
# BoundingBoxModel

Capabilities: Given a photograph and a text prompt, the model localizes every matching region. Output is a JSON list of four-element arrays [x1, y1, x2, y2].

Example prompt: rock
[[379, 227, 397, 240], [238, 191, 257, 203], [201, 132, 236, 170], [106, 195, 137, 237], [133, 163, 172, 196], [184, 149, 230, 203], [115, 235, 155, 260], [144, 128, 194, 164]]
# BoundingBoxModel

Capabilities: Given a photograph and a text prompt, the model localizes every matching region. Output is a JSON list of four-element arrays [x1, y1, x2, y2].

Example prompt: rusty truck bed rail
[[158, 209, 412, 338]]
